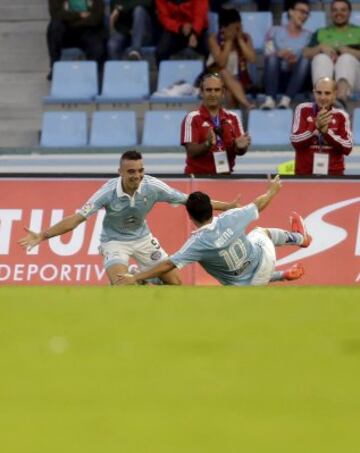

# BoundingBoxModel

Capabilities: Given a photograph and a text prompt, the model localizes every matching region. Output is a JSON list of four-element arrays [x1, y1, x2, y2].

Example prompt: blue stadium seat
[[350, 11, 360, 26], [44, 61, 98, 105], [352, 108, 360, 145], [89, 111, 137, 147], [142, 111, 186, 146], [40, 112, 88, 147], [242, 12, 273, 52], [151, 60, 202, 103], [208, 12, 219, 34], [96, 61, 149, 103], [281, 11, 326, 33], [229, 109, 243, 124], [248, 109, 293, 147]]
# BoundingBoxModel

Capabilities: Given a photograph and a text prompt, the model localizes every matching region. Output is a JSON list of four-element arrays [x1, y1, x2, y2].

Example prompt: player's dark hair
[[120, 150, 142, 164], [331, 0, 351, 11], [186, 191, 213, 223], [219, 8, 241, 27]]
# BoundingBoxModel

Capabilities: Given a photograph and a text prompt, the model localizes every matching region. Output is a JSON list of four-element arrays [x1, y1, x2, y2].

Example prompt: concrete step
[[0, 4, 48, 21], [0, 118, 41, 147], [0, 0, 45, 5], [0, 24, 49, 71], [0, 73, 49, 118]]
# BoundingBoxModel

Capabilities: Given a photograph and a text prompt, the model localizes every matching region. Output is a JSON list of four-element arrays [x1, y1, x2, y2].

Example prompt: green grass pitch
[[0, 286, 359, 453]]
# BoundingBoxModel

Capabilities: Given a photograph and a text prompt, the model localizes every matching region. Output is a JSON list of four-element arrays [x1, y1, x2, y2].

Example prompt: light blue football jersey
[[77, 175, 187, 242], [170, 203, 263, 286]]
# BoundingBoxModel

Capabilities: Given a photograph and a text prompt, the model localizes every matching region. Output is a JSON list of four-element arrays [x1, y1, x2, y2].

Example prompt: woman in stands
[[260, 0, 311, 110], [206, 8, 256, 110]]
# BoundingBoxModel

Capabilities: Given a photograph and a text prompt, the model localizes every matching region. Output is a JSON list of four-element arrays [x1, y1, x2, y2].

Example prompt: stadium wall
[[0, 176, 359, 286]]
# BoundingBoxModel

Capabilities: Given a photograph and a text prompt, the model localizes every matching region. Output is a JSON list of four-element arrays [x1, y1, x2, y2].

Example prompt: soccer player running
[[18, 150, 244, 285], [117, 175, 311, 286]]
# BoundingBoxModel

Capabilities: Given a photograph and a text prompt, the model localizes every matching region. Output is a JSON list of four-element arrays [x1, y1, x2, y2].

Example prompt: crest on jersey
[[80, 202, 94, 215]]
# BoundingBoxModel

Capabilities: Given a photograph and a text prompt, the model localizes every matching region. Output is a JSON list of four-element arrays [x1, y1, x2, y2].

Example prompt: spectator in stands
[[290, 77, 352, 175], [260, 0, 311, 110], [303, 0, 360, 110], [107, 1, 154, 60], [209, 0, 228, 13], [181, 73, 251, 175], [206, 8, 256, 110], [47, 0, 106, 80], [155, 0, 208, 65]]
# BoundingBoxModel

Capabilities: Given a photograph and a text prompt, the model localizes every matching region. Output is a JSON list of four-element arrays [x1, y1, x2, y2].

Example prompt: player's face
[[119, 158, 144, 193], [201, 77, 224, 110], [331, 1, 350, 26], [313, 79, 336, 109]]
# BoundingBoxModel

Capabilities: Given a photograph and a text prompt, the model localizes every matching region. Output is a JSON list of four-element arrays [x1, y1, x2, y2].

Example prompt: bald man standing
[[290, 77, 353, 175]]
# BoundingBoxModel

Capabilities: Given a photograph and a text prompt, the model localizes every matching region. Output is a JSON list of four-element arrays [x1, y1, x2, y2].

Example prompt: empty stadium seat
[[96, 61, 149, 103], [40, 111, 88, 147], [151, 60, 202, 104], [89, 111, 137, 147], [44, 61, 98, 105], [352, 108, 360, 145], [351, 11, 360, 26], [281, 10, 326, 33], [248, 109, 293, 147], [208, 12, 219, 34], [242, 12, 273, 52], [142, 111, 186, 146]]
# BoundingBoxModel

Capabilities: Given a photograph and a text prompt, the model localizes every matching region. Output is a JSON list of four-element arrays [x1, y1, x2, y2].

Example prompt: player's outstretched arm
[[18, 213, 86, 251], [253, 175, 282, 212], [211, 193, 242, 211], [117, 259, 176, 285]]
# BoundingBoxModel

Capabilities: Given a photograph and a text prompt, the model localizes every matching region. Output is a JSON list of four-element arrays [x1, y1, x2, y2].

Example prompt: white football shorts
[[247, 228, 276, 286], [99, 234, 168, 270]]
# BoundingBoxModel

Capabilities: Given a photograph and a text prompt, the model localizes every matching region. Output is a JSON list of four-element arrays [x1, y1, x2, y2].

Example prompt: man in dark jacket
[[107, 0, 154, 60], [155, 0, 208, 65], [47, 0, 106, 79]]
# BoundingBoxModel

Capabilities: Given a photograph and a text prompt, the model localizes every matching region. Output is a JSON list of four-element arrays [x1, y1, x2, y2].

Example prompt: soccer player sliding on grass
[[117, 175, 311, 286], [17, 150, 244, 286]]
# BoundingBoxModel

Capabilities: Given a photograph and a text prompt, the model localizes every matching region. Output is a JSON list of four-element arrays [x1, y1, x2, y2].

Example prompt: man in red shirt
[[290, 77, 352, 175], [181, 73, 251, 175], [155, 0, 208, 64]]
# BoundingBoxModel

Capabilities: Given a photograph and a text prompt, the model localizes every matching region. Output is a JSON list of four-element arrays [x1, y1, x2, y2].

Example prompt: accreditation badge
[[213, 150, 230, 174], [313, 152, 329, 175]]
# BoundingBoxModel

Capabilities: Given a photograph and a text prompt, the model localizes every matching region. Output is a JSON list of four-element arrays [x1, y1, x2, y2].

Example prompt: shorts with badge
[[99, 234, 168, 270], [247, 228, 276, 286]]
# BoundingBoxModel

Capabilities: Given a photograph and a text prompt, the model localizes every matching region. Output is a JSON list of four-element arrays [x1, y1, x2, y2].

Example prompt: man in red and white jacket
[[181, 73, 251, 175], [290, 77, 352, 175], [155, 0, 208, 64]]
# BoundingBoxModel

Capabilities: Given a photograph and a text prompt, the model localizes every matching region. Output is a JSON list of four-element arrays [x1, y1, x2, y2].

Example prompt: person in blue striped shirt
[[18, 150, 242, 285], [117, 175, 311, 286]]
